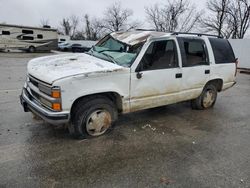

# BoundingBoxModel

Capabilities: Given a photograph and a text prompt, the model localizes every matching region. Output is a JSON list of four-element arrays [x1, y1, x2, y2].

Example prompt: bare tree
[[83, 14, 104, 40], [227, 0, 250, 38], [145, 0, 201, 32], [84, 14, 92, 40], [201, 0, 250, 38], [102, 2, 139, 32], [59, 15, 79, 39], [73, 30, 86, 40], [60, 18, 72, 36], [70, 15, 79, 39], [200, 0, 231, 37], [89, 18, 105, 40]]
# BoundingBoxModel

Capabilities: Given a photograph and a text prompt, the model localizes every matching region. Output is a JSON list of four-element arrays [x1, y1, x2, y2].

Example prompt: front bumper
[[20, 88, 70, 125]]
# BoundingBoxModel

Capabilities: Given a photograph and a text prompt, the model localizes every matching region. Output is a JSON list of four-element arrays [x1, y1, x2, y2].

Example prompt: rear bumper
[[20, 88, 70, 125]]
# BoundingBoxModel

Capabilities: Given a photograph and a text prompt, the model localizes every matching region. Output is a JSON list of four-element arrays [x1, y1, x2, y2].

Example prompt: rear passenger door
[[177, 37, 210, 99]]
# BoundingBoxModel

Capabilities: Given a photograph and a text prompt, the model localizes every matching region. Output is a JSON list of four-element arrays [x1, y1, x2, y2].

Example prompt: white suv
[[20, 30, 237, 138]]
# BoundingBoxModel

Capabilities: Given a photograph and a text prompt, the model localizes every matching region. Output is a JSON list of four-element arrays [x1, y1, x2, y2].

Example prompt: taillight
[[235, 58, 239, 76]]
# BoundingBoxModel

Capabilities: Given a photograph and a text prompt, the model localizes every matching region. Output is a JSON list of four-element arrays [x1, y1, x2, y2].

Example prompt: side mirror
[[136, 72, 143, 79]]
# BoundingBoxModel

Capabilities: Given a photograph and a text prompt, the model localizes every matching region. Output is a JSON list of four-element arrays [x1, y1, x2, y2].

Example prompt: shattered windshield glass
[[86, 35, 143, 67]]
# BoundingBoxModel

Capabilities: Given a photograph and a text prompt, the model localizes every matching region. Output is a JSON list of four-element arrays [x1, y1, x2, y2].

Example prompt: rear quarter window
[[209, 38, 235, 64]]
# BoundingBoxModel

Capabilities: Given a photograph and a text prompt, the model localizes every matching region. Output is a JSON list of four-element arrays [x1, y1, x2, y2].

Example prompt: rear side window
[[209, 38, 235, 64], [177, 38, 209, 67]]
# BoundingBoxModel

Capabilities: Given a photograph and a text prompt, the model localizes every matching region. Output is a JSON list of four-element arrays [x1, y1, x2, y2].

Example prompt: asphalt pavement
[[0, 53, 249, 188]]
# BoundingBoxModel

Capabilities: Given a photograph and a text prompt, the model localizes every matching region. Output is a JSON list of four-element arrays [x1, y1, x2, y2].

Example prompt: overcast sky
[[0, 0, 207, 28]]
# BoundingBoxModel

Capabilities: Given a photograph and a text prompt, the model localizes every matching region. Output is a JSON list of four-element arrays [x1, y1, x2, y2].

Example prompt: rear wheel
[[68, 96, 117, 139], [191, 84, 217, 110]]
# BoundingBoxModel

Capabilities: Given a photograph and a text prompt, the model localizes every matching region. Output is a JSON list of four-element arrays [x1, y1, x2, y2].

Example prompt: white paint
[[229, 39, 250, 69], [28, 53, 125, 84]]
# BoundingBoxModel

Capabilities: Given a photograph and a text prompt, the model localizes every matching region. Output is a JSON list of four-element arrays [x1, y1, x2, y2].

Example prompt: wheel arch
[[70, 92, 123, 117], [206, 79, 223, 92]]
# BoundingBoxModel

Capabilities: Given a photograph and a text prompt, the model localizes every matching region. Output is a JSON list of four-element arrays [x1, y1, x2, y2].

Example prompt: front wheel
[[68, 96, 117, 139], [28, 46, 36, 53], [191, 84, 217, 110]]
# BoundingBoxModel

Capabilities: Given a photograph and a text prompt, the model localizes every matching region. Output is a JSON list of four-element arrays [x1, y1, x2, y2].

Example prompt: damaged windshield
[[86, 35, 143, 67]]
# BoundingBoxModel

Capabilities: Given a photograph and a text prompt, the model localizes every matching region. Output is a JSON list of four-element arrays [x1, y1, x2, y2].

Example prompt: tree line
[[41, 0, 250, 40]]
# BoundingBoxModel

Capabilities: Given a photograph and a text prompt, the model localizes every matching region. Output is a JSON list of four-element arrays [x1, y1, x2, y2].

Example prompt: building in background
[[229, 39, 250, 69]]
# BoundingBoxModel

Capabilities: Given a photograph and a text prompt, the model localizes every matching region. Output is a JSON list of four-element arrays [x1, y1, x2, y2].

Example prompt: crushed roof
[[110, 30, 169, 46]]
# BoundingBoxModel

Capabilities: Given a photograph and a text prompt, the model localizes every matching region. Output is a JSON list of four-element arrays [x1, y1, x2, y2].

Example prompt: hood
[[28, 53, 124, 84]]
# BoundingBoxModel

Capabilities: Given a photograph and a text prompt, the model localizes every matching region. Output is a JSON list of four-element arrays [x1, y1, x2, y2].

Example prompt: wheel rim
[[29, 47, 35, 52], [203, 89, 215, 108], [86, 110, 112, 136]]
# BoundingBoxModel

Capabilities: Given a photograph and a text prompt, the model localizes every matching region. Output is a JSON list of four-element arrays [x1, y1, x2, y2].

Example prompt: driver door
[[130, 39, 182, 112]]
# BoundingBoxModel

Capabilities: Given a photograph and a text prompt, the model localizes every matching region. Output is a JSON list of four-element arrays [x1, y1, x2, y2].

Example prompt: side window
[[22, 29, 33, 34], [37, 34, 43, 39], [138, 40, 178, 71], [178, 38, 209, 67], [2, 31, 10, 35], [22, 36, 34, 40], [209, 38, 235, 64]]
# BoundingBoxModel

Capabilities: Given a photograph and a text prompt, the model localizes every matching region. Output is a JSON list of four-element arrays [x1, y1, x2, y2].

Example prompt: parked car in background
[[58, 40, 97, 52], [20, 30, 237, 139], [58, 42, 74, 51], [72, 43, 91, 53]]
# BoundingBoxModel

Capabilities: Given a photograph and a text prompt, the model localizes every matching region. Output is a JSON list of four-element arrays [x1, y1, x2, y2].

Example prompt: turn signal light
[[52, 90, 61, 98], [52, 103, 61, 111]]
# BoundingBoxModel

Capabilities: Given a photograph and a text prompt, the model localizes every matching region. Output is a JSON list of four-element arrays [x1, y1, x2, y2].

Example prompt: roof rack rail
[[172, 32, 223, 38]]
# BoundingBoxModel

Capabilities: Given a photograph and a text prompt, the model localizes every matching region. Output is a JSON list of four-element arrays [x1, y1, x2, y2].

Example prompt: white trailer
[[0, 24, 58, 52], [229, 39, 250, 69], [58, 35, 70, 44]]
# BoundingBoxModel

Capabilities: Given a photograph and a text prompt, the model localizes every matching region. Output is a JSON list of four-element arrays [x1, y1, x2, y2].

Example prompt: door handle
[[205, 70, 210, 74], [175, 73, 182, 78]]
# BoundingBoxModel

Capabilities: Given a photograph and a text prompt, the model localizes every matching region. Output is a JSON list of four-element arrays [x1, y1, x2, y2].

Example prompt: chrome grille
[[27, 75, 53, 110]]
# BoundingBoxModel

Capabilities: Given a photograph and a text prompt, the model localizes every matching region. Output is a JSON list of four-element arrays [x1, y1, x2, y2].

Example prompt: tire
[[191, 84, 217, 110], [68, 96, 118, 139], [28, 46, 36, 53]]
